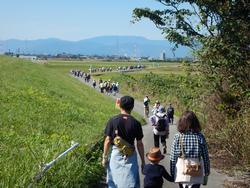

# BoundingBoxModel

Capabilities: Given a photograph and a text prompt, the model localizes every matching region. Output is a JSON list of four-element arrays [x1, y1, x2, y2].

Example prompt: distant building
[[19, 55, 37, 60], [160, 51, 166, 61]]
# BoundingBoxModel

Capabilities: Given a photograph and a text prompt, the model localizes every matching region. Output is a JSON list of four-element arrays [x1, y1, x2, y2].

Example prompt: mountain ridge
[[0, 36, 190, 58]]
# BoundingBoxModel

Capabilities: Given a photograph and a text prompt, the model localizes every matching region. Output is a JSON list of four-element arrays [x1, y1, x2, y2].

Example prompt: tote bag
[[175, 157, 204, 183], [175, 134, 204, 184]]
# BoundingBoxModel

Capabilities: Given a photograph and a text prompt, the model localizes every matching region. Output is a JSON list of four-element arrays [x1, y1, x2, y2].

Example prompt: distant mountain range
[[0, 36, 191, 58]]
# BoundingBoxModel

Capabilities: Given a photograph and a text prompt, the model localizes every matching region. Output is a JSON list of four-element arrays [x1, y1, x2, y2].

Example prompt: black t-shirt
[[167, 107, 174, 116], [104, 114, 143, 146]]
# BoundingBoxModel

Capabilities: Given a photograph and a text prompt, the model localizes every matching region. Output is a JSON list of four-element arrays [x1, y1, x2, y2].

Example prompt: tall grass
[[0, 56, 130, 187]]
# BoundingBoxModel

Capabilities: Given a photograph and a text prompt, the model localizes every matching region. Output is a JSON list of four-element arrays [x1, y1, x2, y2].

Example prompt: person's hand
[[166, 132, 169, 139], [141, 162, 145, 174], [101, 155, 108, 168]]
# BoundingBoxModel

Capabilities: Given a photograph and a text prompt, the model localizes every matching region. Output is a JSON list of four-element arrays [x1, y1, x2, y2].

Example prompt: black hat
[[120, 96, 134, 111]]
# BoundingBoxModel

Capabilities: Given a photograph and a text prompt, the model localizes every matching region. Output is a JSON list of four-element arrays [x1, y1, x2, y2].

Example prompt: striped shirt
[[170, 131, 210, 177]]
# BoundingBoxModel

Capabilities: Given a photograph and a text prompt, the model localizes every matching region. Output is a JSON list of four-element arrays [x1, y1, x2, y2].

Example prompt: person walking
[[167, 103, 174, 125], [92, 80, 96, 88], [149, 106, 169, 154], [102, 96, 145, 188], [152, 100, 161, 115], [143, 147, 174, 188], [143, 96, 150, 118], [170, 111, 210, 188]]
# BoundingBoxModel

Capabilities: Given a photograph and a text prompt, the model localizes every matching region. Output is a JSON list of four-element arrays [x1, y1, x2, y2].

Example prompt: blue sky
[[0, 0, 165, 41]]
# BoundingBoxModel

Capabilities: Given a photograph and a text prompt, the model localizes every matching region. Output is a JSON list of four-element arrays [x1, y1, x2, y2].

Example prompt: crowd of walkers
[[70, 69, 91, 82], [117, 65, 145, 71], [102, 95, 210, 188], [71, 68, 210, 188], [70, 69, 120, 96], [89, 67, 113, 73], [96, 79, 119, 96], [88, 65, 145, 73]]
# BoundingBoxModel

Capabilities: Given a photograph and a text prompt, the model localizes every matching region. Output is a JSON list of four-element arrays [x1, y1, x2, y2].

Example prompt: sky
[[0, 0, 165, 41]]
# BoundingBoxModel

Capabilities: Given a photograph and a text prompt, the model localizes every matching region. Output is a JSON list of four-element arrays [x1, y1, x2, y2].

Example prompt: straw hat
[[146, 147, 165, 162]]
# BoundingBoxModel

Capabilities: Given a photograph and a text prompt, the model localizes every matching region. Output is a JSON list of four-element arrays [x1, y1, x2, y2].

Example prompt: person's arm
[[149, 116, 156, 126], [200, 134, 210, 176], [162, 166, 174, 182], [142, 164, 147, 175], [102, 136, 111, 167], [170, 134, 179, 177], [136, 140, 145, 172], [165, 119, 169, 138]]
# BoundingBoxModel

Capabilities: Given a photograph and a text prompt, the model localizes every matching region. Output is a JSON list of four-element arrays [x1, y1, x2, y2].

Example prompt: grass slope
[[0, 56, 145, 187]]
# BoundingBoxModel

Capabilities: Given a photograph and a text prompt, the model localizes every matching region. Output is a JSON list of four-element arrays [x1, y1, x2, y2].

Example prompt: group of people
[[89, 67, 113, 73], [88, 64, 146, 74], [102, 95, 210, 188], [144, 96, 174, 124], [117, 65, 145, 72], [97, 79, 119, 95], [70, 69, 91, 82]]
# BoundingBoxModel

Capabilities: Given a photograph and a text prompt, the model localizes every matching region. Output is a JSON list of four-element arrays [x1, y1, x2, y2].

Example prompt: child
[[143, 147, 174, 188]]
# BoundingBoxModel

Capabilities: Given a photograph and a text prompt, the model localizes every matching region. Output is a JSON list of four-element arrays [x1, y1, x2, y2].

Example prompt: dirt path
[[75, 76, 229, 188]]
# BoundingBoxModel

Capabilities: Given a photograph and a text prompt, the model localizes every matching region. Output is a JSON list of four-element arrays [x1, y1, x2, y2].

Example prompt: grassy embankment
[[0, 56, 144, 187]]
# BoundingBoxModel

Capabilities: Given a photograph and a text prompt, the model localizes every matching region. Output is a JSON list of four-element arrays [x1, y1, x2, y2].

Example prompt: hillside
[[0, 36, 190, 58], [0, 56, 126, 187]]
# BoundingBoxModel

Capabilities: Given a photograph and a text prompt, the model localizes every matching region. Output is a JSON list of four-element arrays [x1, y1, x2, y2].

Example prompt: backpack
[[144, 100, 149, 106], [155, 115, 167, 132]]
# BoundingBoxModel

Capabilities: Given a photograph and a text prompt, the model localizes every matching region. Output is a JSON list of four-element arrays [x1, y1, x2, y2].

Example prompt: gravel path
[[75, 76, 229, 188]]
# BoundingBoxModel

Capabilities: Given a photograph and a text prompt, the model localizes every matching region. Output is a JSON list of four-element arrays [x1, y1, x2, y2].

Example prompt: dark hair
[[178, 111, 201, 133], [120, 96, 134, 113]]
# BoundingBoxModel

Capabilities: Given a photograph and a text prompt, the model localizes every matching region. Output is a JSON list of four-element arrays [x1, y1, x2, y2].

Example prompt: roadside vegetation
[[0, 56, 144, 187], [93, 61, 250, 173], [133, 1, 250, 183]]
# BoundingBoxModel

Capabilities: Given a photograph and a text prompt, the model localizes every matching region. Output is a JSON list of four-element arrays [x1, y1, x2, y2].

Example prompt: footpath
[[75, 76, 229, 188]]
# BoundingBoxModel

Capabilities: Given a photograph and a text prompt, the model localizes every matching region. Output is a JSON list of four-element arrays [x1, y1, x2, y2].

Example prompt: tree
[[133, 0, 249, 114], [133, 0, 250, 164]]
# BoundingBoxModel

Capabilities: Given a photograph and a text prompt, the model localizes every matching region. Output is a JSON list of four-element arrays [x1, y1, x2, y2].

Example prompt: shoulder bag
[[113, 128, 135, 157], [175, 134, 204, 184]]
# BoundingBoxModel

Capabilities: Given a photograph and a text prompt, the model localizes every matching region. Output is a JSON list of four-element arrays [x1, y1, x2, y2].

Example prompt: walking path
[[74, 76, 229, 188]]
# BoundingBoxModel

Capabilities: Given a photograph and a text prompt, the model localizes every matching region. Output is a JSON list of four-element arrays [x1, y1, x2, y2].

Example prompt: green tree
[[133, 0, 249, 102], [133, 0, 250, 165]]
